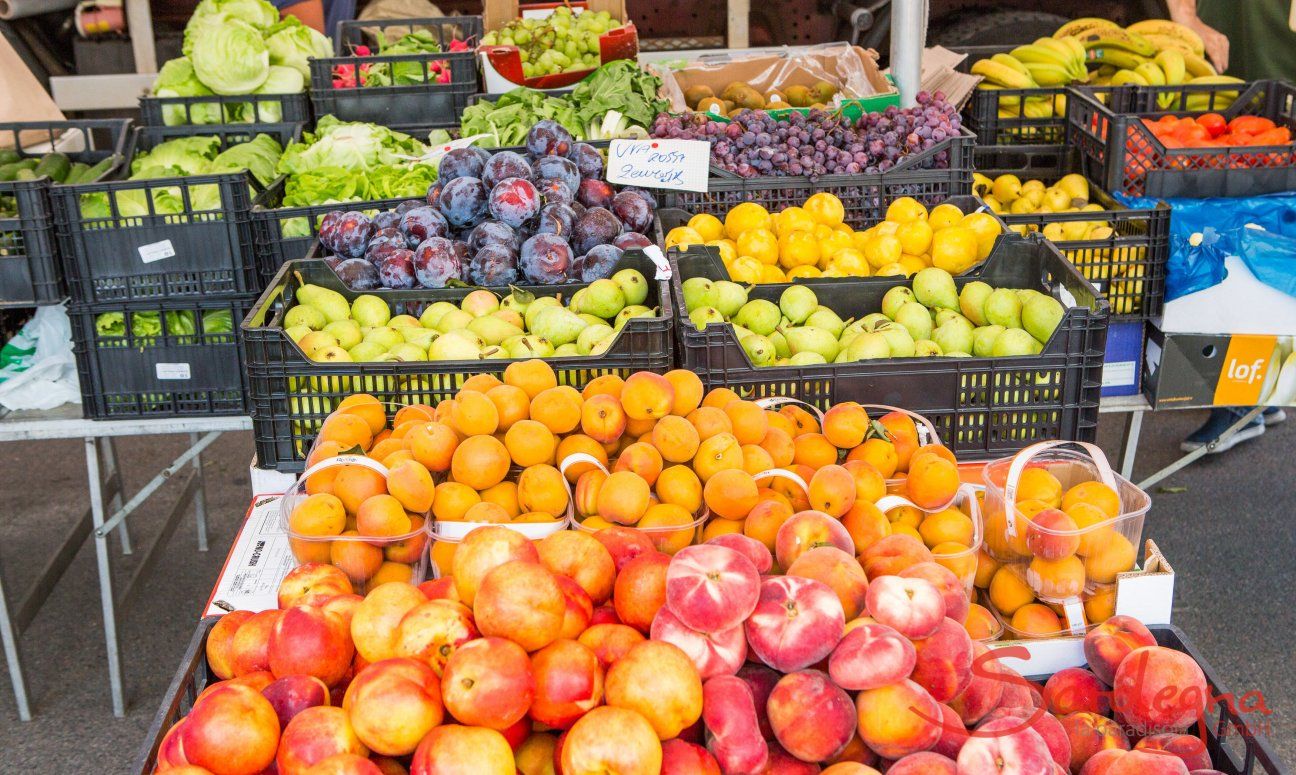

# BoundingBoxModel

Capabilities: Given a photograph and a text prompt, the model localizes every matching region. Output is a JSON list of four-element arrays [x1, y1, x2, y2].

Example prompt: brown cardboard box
[[482, 0, 626, 33]]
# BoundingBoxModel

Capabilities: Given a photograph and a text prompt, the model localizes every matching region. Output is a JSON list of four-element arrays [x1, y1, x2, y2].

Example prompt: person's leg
[[1262, 406, 1286, 425], [1180, 406, 1266, 453]]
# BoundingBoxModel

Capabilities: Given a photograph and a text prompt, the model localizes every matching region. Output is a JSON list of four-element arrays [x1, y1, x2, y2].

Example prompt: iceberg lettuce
[[191, 19, 270, 95]]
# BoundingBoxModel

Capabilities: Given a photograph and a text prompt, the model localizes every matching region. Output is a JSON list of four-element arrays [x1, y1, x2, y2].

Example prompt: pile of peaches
[[159, 521, 1217, 775]]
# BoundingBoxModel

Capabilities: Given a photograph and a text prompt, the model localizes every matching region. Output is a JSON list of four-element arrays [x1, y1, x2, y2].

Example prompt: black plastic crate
[[134, 619, 1288, 775], [952, 45, 1133, 148], [51, 124, 299, 305], [663, 129, 976, 227], [0, 120, 130, 307], [309, 16, 482, 128], [244, 254, 675, 472], [139, 92, 311, 128], [671, 237, 1108, 460], [1068, 79, 1296, 198], [980, 151, 1170, 320], [70, 295, 253, 420]]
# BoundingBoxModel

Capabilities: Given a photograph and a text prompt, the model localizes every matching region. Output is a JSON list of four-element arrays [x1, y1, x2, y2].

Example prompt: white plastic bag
[[0, 304, 81, 410]]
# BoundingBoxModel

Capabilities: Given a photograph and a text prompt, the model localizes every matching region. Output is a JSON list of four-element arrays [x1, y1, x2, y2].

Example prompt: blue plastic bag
[[1168, 227, 1228, 302], [1237, 226, 1296, 300]]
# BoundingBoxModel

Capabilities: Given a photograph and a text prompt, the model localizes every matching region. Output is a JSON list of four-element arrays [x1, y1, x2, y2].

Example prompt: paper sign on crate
[[606, 139, 710, 192], [203, 495, 294, 617]]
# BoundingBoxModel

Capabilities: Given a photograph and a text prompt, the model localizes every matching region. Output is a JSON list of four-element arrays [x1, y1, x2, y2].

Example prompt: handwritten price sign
[[606, 139, 711, 192]]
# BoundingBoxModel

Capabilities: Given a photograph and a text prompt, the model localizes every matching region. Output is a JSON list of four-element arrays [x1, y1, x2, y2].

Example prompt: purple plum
[[372, 210, 402, 230], [399, 206, 450, 247], [568, 143, 604, 179], [613, 232, 653, 251], [468, 244, 521, 286], [526, 120, 574, 157], [577, 244, 623, 282], [334, 257, 381, 290], [437, 177, 489, 228], [488, 177, 541, 228], [534, 156, 580, 193], [322, 211, 373, 258], [377, 250, 417, 289], [576, 179, 615, 210], [438, 147, 485, 182], [412, 236, 463, 288], [535, 203, 577, 237], [572, 207, 622, 255], [519, 233, 573, 284], [610, 191, 654, 233], [482, 151, 533, 189]]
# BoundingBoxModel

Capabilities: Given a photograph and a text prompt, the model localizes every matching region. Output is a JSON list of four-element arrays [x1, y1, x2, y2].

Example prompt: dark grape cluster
[[649, 91, 962, 180], [316, 124, 658, 290]]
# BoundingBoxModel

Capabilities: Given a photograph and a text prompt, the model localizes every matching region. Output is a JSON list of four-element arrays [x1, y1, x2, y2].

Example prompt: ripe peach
[[1087, 749, 1193, 775], [528, 639, 604, 729], [1112, 646, 1208, 734], [665, 544, 761, 633], [703, 675, 770, 774], [278, 563, 355, 610], [980, 707, 1071, 770], [613, 551, 670, 633], [745, 575, 845, 673], [276, 705, 367, 775], [995, 665, 1045, 712], [207, 610, 254, 680], [393, 599, 478, 676], [957, 716, 1053, 774], [899, 561, 970, 625], [578, 623, 645, 670], [515, 731, 557, 775], [606, 640, 703, 740], [549, 574, 592, 639], [661, 738, 721, 775], [774, 510, 855, 569], [888, 752, 957, 775], [530, 532, 612, 607], [947, 643, 1006, 725], [829, 621, 916, 690], [758, 743, 823, 773], [786, 546, 870, 620], [865, 575, 945, 639], [262, 675, 330, 729], [910, 617, 974, 702], [229, 609, 282, 677], [474, 560, 565, 652], [441, 637, 534, 730], [651, 607, 746, 679], [931, 702, 969, 759], [1025, 508, 1081, 560], [451, 525, 540, 606], [1082, 748, 1130, 775], [861, 534, 934, 578], [218, 670, 275, 696], [705, 532, 774, 573], [410, 724, 514, 775], [270, 604, 355, 687], [766, 669, 856, 762], [1083, 615, 1157, 684], [1043, 667, 1110, 717], [1135, 734, 1211, 771], [561, 706, 662, 775], [418, 576, 458, 602], [855, 678, 941, 760], [181, 683, 280, 775], [350, 582, 426, 663], [304, 753, 385, 774], [343, 658, 442, 757], [1060, 711, 1131, 772]]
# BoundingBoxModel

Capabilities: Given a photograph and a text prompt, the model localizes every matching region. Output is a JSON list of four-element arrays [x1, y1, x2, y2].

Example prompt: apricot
[[319, 412, 374, 452], [371, 561, 414, 586], [841, 500, 890, 556], [963, 604, 1000, 641], [743, 499, 794, 552], [1010, 603, 1062, 636], [723, 400, 769, 445], [687, 406, 733, 441], [429, 540, 458, 574], [1084, 531, 1137, 583], [652, 415, 701, 463], [973, 548, 1000, 589], [663, 369, 704, 416], [820, 402, 868, 449], [386, 460, 434, 514], [330, 532, 383, 586], [1018, 466, 1064, 508], [1085, 585, 1117, 622], [290, 493, 347, 537], [368, 437, 409, 464], [500, 420, 556, 468], [702, 387, 741, 410], [503, 359, 557, 399], [792, 432, 838, 469], [849, 438, 898, 478], [336, 394, 386, 435], [304, 441, 346, 495], [407, 422, 458, 473], [583, 373, 625, 400], [1027, 554, 1086, 599], [703, 468, 759, 520], [877, 412, 919, 470], [450, 435, 510, 490], [888, 504, 923, 529], [448, 390, 499, 437], [333, 465, 388, 516], [477, 481, 520, 519], [621, 372, 675, 421], [597, 470, 652, 525], [739, 444, 774, 476], [530, 386, 583, 434], [1062, 480, 1122, 518], [656, 465, 703, 513], [393, 403, 435, 427], [769, 464, 813, 512], [614, 442, 664, 486], [987, 564, 1034, 616], [356, 495, 414, 537], [702, 518, 743, 542], [693, 433, 744, 483], [462, 501, 510, 523], [517, 464, 570, 518], [432, 482, 480, 522], [906, 452, 959, 511], [639, 503, 698, 554], [806, 464, 855, 517], [555, 434, 609, 481], [931, 542, 976, 583], [578, 393, 625, 445]]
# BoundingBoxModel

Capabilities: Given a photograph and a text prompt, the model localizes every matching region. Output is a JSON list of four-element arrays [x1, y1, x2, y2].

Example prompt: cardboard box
[[1101, 320, 1146, 398], [250, 457, 297, 498], [1143, 325, 1296, 409], [988, 540, 1175, 676], [658, 45, 898, 121]]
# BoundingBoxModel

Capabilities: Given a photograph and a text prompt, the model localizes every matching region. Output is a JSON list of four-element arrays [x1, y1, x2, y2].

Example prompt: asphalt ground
[[0, 411, 1290, 773]]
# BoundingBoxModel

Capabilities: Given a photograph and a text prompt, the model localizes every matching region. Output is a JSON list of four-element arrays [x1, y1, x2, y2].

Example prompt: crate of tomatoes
[[1069, 79, 1296, 198]]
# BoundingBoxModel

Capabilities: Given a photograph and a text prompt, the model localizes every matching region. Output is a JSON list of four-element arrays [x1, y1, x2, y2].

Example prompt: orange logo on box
[[1214, 335, 1277, 405]]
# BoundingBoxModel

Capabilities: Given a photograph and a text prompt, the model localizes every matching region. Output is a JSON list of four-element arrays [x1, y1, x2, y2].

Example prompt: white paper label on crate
[[138, 239, 176, 264], [155, 362, 192, 380], [1102, 360, 1137, 388], [1057, 284, 1078, 309], [642, 245, 672, 280], [607, 139, 711, 192]]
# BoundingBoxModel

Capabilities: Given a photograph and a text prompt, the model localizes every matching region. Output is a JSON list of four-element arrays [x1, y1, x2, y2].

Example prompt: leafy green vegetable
[[203, 309, 234, 334], [568, 60, 669, 129], [363, 30, 443, 87], [131, 137, 220, 177], [184, 0, 278, 56], [95, 312, 125, 337], [191, 19, 270, 95], [152, 58, 221, 126], [209, 134, 283, 186], [278, 116, 429, 175], [166, 311, 197, 337], [264, 17, 332, 82], [282, 164, 435, 206], [460, 88, 583, 148]]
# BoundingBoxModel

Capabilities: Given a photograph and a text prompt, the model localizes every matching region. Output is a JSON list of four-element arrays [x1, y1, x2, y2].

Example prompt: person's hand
[[1191, 19, 1230, 72]]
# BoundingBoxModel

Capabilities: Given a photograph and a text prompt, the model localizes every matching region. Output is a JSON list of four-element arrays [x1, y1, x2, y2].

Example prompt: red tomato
[[1196, 113, 1227, 138], [1228, 116, 1276, 135]]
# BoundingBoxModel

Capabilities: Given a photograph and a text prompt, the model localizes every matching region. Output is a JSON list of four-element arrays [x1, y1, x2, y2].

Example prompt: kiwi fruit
[[784, 84, 813, 108], [696, 96, 727, 115], [726, 107, 748, 118], [683, 84, 715, 110], [811, 80, 838, 104], [733, 85, 766, 110], [765, 89, 788, 106], [720, 81, 749, 102]]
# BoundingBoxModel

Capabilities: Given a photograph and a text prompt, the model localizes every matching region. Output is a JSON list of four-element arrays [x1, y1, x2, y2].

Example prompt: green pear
[[615, 305, 657, 330], [296, 284, 350, 323], [441, 328, 483, 347], [429, 335, 484, 360], [493, 309, 524, 329], [935, 309, 972, 329], [861, 313, 891, 331], [578, 313, 606, 328], [532, 306, 587, 346], [568, 288, 587, 312], [914, 339, 942, 356], [731, 324, 754, 340], [387, 342, 428, 362], [468, 315, 524, 346], [612, 269, 650, 306], [845, 331, 891, 360], [577, 323, 616, 354], [401, 327, 438, 349], [991, 328, 1038, 357], [778, 285, 818, 325], [389, 314, 420, 328], [933, 319, 974, 356], [1015, 289, 1044, 308], [894, 302, 934, 342], [347, 341, 387, 361], [984, 288, 1023, 330], [733, 299, 781, 336], [483, 346, 510, 359], [972, 325, 1006, 357], [554, 342, 582, 357], [770, 330, 790, 359], [681, 277, 714, 313], [298, 331, 338, 356], [875, 322, 915, 357], [284, 304, 326, 330], [959, 281, 994, 326], [351, 295, 391, 327], [912, 267, 959, 311], [500, 287, 534, 315], [419, 301, 458, 329], [943, 351, 972, 358], [580, 279, 627, 319], [461, 289, 500, 317], [741, 334, 777, 366], [311, 344, 352, 363], [804, 307, 848, 338], [505, 335, 555, 358], [789, 352, 828, 365], [284, 324, 312, 343], [881, 287, 916, 320], [359, 326, 399, 351], [709, 280, 748, 318], [524, 296, 562, 330], [782, 325, 840, 361], [1022, 295, 1065, 345], [435, 309, 474, 333], [689, 307, 725, 330], [323, 319, 362, 350]]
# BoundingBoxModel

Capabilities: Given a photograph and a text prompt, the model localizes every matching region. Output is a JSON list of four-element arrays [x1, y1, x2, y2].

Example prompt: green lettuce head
[[152, 57, 222, 125], [265, 18, 333, 82], [191, 19, 270, 95], [184, 0, 278, 55]]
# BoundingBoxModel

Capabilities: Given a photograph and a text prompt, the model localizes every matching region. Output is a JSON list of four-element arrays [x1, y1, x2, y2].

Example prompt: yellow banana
[[1185, 94, 1236, 112], [1025, 62, 1074, 87], [1012, 44, 1074, 70], [1060, 35, 1087, 65], [1110, 69, 1149, 87], [977, 83, 1022, 111], [972, 58, 1035, 89], [1054, 17, 1121, 39], [1187, 74, 1243, 85], [1033, 37, 1087, 78], [1156, 49, 1186, 85], [1023, 96, 1056, 118], [1183, 52, 1218, 78], [1126, 19, 1205, 56], [1142, 34, 1195, 56], [1086, 48, 1150, 70], [1135, 62, 1167, 86], [1078, 29, 1157, 57], [991, 53, 1032, 76]]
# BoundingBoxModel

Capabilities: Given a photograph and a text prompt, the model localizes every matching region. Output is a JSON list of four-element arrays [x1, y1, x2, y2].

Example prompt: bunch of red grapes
[[316, 121, 658, 290], [649, 91, 962, 180]]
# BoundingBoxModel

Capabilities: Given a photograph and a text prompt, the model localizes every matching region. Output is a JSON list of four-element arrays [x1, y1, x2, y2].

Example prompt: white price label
[[155, 362, 192, 380], [642, 245, 672, 280], [138, 239, 176, 264], [606, 139, 711, 193], [1102, 360, 1137, 388]]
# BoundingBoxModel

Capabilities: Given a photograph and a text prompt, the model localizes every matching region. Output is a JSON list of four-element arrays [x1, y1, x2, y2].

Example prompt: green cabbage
[[184, 0, 278, 56], [191, 19, 270, 95], [95, 312, 125, 338], [265, 18, 332, 82]]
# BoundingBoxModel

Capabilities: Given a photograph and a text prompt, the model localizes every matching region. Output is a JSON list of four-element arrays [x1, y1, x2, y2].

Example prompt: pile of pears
[[681, 267, 1067, 367], [281, 268, 656, 364]]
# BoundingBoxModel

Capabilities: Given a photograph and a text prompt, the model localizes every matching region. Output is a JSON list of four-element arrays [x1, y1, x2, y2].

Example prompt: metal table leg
[[0, 554, 31, 720], [102, 439, 130, 555], [1116, 409, 1145, 481], [190, 433, 208, 552], [85, 436, 125, 717], [1136, 407, 1266, 491]]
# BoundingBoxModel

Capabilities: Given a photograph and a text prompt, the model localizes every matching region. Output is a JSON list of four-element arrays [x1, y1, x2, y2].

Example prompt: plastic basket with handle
[[563, 451, 709, 555]]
